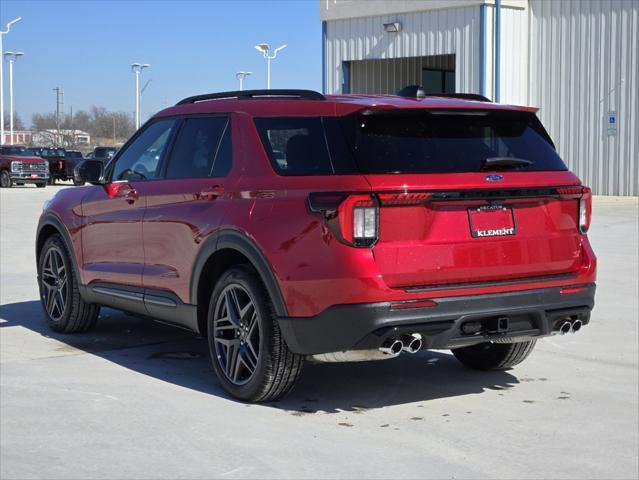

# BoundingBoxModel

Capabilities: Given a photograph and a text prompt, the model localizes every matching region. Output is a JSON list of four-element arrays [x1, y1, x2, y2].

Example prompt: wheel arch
[[36, 213, 81, 283], [191, 229, 288, 337]]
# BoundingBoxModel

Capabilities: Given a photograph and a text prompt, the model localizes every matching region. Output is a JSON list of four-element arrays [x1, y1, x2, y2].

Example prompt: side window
[[111, 119, 176, 181], [164, 116, 231, 179], [254, 117, 333, 175]]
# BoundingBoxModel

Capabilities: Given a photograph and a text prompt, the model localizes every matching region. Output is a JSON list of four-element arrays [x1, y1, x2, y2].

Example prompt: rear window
[[254, 117, 335, 176], [339, 110, 567, 174], [255, 110, 565, 175]]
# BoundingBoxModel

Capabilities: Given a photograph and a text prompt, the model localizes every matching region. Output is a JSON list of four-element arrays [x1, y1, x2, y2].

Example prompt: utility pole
[[53, 87, 64, 146]]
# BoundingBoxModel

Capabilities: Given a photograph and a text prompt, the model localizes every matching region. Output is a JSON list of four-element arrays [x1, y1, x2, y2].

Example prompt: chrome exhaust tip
[[559, 321, 572, 335], [401, 333, 423, 353], [379, 339, 403, 356], [571, 319, 582, 333]]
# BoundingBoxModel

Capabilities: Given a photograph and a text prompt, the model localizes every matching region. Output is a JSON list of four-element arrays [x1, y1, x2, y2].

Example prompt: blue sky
[[1, 0, 321, 125]]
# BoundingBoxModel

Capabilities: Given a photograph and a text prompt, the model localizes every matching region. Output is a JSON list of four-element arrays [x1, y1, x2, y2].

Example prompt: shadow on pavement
[[0, 300, 520, 413]]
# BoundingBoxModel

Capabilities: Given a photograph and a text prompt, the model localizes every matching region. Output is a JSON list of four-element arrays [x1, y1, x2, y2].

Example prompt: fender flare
[[190, 229, 288, 317], [36, 212, 82, 284]]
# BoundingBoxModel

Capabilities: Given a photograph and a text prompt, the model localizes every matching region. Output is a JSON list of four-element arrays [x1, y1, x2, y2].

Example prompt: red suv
[[36, 89, 596, 401]]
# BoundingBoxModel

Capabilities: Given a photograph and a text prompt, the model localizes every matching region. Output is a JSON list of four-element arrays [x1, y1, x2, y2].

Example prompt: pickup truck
[[0, 145, 49, 188], [33, 147, 74, 184], [65, 151, 85, 185], [86, 146, 117, 164]]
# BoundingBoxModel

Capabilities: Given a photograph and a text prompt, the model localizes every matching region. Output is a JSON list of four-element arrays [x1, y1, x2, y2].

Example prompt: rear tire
[[38, 234, 100, 333], [452, 340, 536, 370], [207, 266, 303, 402], [0, 170, 12, 188]]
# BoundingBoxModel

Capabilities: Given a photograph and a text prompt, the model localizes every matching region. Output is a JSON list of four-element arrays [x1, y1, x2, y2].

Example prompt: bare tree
[[3, 111, 26, 130]]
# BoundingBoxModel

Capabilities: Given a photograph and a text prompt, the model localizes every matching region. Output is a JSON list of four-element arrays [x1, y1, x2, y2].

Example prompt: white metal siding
[[484, 5, 529, 104], [325, 6, 481, 95], [529, 0, 638, 196]]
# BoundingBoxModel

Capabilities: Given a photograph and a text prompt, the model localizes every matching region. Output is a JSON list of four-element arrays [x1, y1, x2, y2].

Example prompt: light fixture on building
[[383, 22, 401, 33]]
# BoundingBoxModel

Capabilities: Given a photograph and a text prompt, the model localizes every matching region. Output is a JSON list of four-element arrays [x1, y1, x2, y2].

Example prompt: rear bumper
[[277, 284, 595, 355]]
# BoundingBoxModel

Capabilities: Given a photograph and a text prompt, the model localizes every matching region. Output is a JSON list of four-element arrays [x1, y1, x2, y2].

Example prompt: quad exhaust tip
[[401, 333, 423, 354], [559, 321, 572, 335], [571, 319, 582, 333], [379, 339, 403, 356]]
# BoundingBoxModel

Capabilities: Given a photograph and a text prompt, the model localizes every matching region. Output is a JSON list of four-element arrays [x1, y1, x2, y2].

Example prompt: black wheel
[[0, 170, 12, 188], [208, 266, 303, 402], [36, 183, 46, 188], [38, 234, 99, 333], [452, 340, 537, 370]]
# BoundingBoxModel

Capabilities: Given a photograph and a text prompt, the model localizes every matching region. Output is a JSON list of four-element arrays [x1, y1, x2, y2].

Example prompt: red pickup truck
[[0, 146, 49, 188]]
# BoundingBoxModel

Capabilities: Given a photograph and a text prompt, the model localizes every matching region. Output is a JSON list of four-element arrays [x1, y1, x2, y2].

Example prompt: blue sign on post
[[607, 111, 618, 135]]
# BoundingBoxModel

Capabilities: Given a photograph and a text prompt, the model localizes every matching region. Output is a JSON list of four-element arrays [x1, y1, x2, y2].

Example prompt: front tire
[[38, 234, 100, 333], [207, 266, 303, 402], [452, 340, 536, 370], [0, 170, 12, 188]]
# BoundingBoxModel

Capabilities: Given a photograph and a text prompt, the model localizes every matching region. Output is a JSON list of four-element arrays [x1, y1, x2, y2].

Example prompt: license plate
[[468, 205, 516, 238], [30, 174, 38, 179]]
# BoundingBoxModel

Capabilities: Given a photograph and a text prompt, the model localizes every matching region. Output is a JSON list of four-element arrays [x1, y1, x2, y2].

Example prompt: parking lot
[[1, 184, 637, 479]]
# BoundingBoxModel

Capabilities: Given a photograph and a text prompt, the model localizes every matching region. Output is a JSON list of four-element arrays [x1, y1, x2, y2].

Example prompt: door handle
[[196, 185, 224, 201]]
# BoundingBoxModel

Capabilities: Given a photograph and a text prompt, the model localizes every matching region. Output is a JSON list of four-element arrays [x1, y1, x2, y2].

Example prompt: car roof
[[154, 91, 538, 119]]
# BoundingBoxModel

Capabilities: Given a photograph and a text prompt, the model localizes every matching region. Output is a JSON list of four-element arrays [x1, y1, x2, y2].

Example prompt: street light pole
[[131, 63, 150, 130], [254, 43, 286, 89], [4, 51, 23, 145], [0, 17, 22, 145], [235, 71, 252, 91]]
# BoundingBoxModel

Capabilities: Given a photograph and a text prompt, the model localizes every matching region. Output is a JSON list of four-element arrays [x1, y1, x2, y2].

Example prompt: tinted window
[[254, 117, 333, 176], [95, 147, 116, 159], [112, 119, 175, 181], [338, 110, 566, 173], [165, 116, 231, 179]]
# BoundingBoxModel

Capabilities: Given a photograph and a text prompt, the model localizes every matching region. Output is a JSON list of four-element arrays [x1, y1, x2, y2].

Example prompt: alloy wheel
[[212, 284, 260, 385], [40, 248, 68, 321]]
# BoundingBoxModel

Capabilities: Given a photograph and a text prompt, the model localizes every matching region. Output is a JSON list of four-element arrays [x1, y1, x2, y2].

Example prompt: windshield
[[94, 147, 116, 159], [40, 148, 66, 157], [338, 110, 567, 174], [2, 146, 34, 156]]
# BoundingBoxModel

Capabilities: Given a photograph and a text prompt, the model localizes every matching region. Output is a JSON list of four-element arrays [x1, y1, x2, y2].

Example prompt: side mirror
[[74, 159, 105, 185]]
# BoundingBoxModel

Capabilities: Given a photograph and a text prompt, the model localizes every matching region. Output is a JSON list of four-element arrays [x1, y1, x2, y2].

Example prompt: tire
[[452, 340, 536, 370], [38, 234, 100, 333], [0, 170, 12, 188], [36, 183, 46, 188], [207, 266, 303, 402]]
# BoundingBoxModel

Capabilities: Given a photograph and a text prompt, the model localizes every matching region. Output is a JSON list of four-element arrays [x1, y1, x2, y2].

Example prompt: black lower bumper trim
[[277, 284, 596, 355]]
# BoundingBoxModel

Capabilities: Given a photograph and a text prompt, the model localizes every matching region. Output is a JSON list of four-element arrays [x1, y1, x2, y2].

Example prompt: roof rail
[[176, 89, 326, 105], [397, 85, 490, 102]]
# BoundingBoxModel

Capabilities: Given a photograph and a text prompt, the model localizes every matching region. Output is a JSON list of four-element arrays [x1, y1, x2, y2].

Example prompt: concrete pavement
[[1, 184, 638, 479]]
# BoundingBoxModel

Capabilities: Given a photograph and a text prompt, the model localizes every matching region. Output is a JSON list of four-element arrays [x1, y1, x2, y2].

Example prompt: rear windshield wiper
[[482, 157, 534, 170]]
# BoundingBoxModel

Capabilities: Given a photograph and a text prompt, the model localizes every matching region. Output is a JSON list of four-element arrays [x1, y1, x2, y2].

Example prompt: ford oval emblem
[[485, 174, 504, 182]]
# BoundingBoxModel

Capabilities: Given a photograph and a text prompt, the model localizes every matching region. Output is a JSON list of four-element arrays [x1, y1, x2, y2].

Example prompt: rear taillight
[[579, 187, 592, 234], [338, 194, 378, 247]]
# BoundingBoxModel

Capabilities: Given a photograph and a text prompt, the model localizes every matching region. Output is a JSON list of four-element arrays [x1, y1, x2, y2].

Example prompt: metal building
[[321, 0, 638, 196]]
